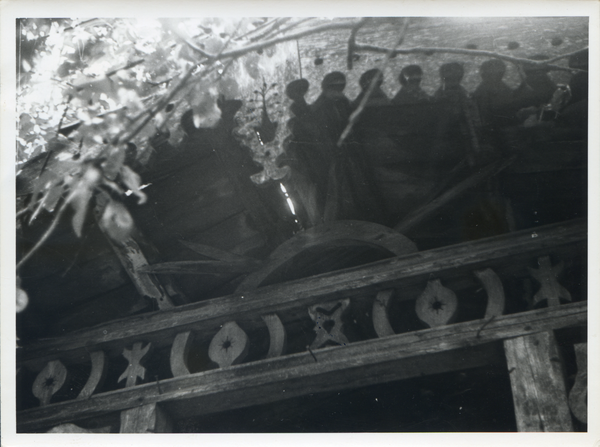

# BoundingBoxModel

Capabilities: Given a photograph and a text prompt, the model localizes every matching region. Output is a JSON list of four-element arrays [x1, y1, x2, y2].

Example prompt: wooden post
[[504, 331, 573, 431], [120, 403, 172, 433]]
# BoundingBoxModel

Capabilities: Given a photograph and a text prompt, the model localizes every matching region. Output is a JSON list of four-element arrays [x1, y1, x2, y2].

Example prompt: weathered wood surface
[[504, 331, 574, 431], [77, 351, 107, 400], [17, 301, 586, 432], [179, 240, 262, 264], [170, 331, 194, 377], [139, 259, 262, 275], [18, 219, 585, 368], [568, 342, 587, 424], [372, 289, 395, 338], [475, 268, 506, 319], [208, 321, 250, 368], [528, 256, 572, 307], [120, 403, 172, 433], [261, 313, 287, 358], [118, 342, 152, 388], [308, 299, 350, 349], [32, 360, 68, 406], [47, 423, 111, 433], [415, 279, 458, 328]]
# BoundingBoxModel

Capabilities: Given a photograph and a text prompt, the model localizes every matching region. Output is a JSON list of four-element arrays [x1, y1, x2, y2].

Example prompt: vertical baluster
[[77, 351, 108, 399], [32, 360, 68, 406], [261, 314, 287, 358], [415, 279, 457, 328], [170, 331, 194, 377], [208, 322, 249, 368], [308, 299, 350, 349], [474, 268, 505, 318], [568, 342, 587, 424], [118, 342, 152, 388], [372, 289, 395, 338]]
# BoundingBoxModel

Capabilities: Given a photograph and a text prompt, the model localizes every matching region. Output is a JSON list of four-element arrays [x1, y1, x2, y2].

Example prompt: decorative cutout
[[475, 268, 505, 318], [118, 342, 152, 387], [208, 322, 249, 368], [528, 256, 572, 307], [568, 342, 587, 424], [308, 299, 350, 349], [372, 289, 395, 338], [261, 314, 287, 358], [415, 279, 457, 328], [170, 331, 194, 377], [77, 351, 107, 399], [32, 360, 68, 406]]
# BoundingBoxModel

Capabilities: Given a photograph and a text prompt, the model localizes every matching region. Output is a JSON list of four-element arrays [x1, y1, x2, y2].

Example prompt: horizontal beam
[[18, 219, 586, 368], [17, 301, 587, 432]]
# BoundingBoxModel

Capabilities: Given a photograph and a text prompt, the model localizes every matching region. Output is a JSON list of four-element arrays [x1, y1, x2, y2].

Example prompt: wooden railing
[[17, 219, 587, 432]]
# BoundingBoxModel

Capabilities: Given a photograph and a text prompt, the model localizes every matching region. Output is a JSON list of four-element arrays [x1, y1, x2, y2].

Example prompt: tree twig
[[347, 18, 369, 70], [354, 43, 588, 73], [337, 18, 411, 147], [16, 195, 72, 271], [250, 18, 291, 42]]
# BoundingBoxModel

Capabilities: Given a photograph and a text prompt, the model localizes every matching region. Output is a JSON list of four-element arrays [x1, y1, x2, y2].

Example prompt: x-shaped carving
[[528, 256, 572, 307], [308, 299, 350, 349]]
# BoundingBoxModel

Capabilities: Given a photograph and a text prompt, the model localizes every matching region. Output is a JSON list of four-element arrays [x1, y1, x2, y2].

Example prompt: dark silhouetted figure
[[392, 65, 431, 105], [283, 78, 334, 226], [513, 54, 557, 110], [311, 72, 352, 146], [433, 62, 482, 165], [351, 68, 391, 110], [473, 59, 515, 129]]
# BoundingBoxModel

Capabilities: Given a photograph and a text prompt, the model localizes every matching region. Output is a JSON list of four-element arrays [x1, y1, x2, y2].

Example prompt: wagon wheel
[[228, 220, 419, 359]]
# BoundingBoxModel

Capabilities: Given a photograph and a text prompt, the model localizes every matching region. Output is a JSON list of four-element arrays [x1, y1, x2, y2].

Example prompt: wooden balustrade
[[17, 219, 587, 432]]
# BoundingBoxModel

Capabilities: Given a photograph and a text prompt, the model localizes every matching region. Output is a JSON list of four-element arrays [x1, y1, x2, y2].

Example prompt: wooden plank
[[120, 403, 172, 433], [17, 301, 586, 432], [504, 332, 574, 431], [17, 219, 585, 368], [139, 259, 262, 275]]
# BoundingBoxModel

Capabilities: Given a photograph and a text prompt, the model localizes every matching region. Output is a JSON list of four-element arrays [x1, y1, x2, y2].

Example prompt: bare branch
[[217, 20, 365, 60], [337, 18, 411, 147], [250, 18, 291, 42], [354, 43, 587, 73], [347, 18, 369, 70]]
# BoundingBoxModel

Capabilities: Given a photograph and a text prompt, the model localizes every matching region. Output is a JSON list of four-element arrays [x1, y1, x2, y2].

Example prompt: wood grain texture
[[568, 342, 587, 424], [120, 403, 172, 433], [503, 331, 573, 432], [139, 259, 262, 275], [372, 289, 395, 338], [17, 301, 586, 432], [18, 219, 585, 369], [475, 268, 506, 318], [77, 351, 107, 399]]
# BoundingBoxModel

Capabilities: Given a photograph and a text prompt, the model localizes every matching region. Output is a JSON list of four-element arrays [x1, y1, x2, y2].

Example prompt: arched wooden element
[[237, 220, 418, 292], [372, 289, 395, 337], [208, 321, 249, 368], [118, 342, 152, 387], [308, 299, 350, 349], [474, 268, 505, 318], [32, 360, 68, 406], [235, 221, 418, 357], [170, 331, 195, 377], [415, 279, 457, 328], [568, 342, 587, 424], [261, 314, 287, 358], [77, 351, 107, 399], [528, 256, 572, 307]]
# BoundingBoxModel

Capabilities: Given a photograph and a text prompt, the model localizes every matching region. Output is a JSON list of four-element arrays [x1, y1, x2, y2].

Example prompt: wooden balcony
[[17, 218, 587, 432]]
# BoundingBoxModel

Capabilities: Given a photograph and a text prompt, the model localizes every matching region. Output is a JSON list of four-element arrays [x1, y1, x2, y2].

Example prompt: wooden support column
[[504, 331, 573, 431], [120, 403, 172, 433]]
